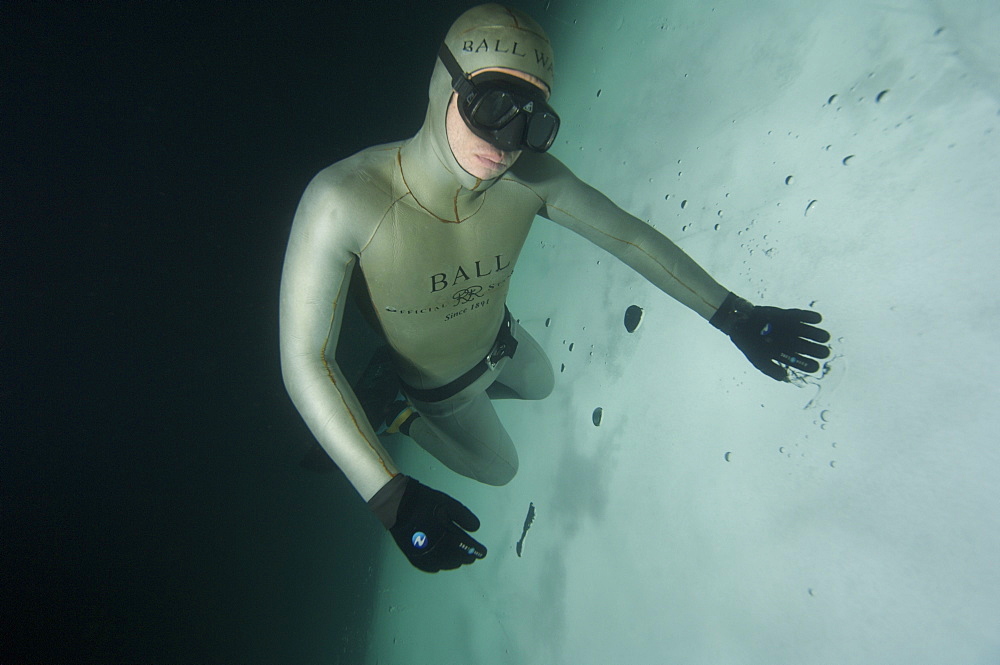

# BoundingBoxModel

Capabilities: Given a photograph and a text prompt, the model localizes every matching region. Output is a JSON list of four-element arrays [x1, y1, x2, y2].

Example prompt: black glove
[[710, 292, 831, 381], [368, 474, 487, 573]]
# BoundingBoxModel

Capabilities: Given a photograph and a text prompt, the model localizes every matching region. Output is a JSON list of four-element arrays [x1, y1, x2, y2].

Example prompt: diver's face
[[445, 67, 549, 180]]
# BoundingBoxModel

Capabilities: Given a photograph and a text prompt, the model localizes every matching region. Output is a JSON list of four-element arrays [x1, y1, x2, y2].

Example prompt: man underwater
[[279, 4, 831, 573]]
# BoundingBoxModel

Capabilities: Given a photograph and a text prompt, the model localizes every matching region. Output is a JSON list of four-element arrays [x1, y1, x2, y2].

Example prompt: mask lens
[[526, 111, 559, 151], [471, 89, 517, 129], [460, 74, 560, 152]]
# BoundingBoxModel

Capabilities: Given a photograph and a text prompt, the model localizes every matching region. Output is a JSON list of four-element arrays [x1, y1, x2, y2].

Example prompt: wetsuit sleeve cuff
[[708, 292, 754, 336], [367, 474, 409, 529]]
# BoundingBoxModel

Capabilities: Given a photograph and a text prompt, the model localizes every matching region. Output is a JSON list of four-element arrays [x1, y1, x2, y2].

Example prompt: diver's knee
[[539, 363, 555, 399], [479, 457, 518, 486], [515, 360, 554, 401], [528, 362, 555, 400]]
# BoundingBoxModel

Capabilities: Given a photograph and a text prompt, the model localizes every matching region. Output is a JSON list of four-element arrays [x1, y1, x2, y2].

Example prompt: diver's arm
[[516, 153, 831, 381], [279, 170, 399, 501], [521, 153, 729, 320]]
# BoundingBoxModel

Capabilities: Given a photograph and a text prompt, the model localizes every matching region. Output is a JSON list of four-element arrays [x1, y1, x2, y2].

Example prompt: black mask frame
[[437, 43, 560, 152]]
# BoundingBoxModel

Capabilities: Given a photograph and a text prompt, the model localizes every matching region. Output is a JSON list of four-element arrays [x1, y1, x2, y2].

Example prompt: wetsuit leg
[[489, 320, 555, 401], [407, 384, 519, 486], [401, 321, 553, 485]]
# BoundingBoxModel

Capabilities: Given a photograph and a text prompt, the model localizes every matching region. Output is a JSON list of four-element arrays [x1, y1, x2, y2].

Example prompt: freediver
[[279, 4, 831, 573]]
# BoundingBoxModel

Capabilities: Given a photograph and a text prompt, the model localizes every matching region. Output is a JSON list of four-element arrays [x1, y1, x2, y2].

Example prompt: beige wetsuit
[[278, 5, 730, 503]]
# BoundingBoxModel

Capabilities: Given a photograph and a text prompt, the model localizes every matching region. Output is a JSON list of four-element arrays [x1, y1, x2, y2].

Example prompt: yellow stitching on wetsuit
[[397, 149, 454, 223], [499, 176, 545, 205], [543, 201, 718, 312], [458, 13, 549, 44], [359, 190, 408, 255], [396, 148, 485, 224], [504, 7, 521, 28], [318, 260, 395, 478]]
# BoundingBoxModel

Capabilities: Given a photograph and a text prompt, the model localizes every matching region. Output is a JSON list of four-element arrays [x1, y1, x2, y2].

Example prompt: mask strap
[[438, 44, 476, 103]]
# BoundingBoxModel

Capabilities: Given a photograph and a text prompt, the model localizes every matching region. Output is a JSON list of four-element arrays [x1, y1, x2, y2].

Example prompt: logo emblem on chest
[[452, 287, 484, 304], [430, 254, 511, 293]]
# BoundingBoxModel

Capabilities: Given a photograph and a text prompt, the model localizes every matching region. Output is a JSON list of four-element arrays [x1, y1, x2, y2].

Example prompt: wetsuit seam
[[359, 192, 407, 255], [317, 259, 395, 479], [459, 14, 548, 43], [500, 177, 546, 206], [397, 148, 486, 223], [545, 202, 717, 311]]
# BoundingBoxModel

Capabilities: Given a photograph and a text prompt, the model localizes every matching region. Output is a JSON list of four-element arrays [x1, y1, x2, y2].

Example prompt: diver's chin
[[472, 154, 509, 177], [477, 153, 507, 168], [452, 148, 516, 181]]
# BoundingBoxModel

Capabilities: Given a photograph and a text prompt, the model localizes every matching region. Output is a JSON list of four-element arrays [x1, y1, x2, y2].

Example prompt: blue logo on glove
[[412, 531, 428, 549], [760, 322, 773, 336]]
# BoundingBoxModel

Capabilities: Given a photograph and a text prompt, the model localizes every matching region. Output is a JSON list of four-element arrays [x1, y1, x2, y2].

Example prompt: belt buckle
[[487, 342, 506, 371], [486, 309, 516, 371]]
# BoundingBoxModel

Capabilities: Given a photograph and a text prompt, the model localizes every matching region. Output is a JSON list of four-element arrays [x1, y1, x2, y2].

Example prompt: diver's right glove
[[710, 292, 831, 381], [367, 474, 487, 573]]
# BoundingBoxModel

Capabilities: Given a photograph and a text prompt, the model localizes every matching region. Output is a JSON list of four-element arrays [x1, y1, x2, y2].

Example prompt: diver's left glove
[[368, 474, 487, 573], [710, 292, 831, 381]]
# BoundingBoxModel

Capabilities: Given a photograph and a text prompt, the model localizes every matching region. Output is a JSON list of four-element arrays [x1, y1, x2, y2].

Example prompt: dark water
[[3, 2, 528, 662]]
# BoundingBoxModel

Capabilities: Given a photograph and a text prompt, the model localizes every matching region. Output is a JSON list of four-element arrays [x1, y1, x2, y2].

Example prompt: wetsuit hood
[[400, 3, 554, 221]]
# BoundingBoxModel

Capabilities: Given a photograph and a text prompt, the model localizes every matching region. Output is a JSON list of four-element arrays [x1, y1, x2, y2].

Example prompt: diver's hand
[[369, 474, 487, 573], [709, 292, 831, 381]]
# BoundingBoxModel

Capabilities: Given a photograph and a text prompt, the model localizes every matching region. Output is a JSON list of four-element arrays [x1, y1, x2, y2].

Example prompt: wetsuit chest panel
[[360, 179, 541, 386]]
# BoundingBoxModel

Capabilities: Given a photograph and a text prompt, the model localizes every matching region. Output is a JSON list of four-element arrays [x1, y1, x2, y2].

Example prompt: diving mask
[[438, 43, 560, 153]]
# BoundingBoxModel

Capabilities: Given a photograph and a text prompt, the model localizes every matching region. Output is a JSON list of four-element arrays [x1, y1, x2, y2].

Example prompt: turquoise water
[[363, 1, 1000, 664], [6, 1, 999, 663]]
